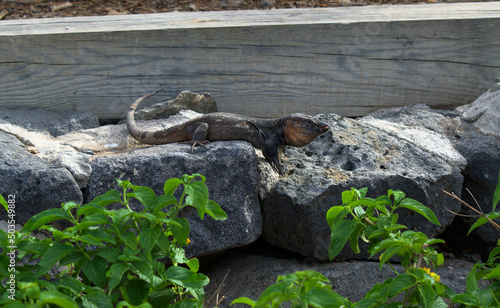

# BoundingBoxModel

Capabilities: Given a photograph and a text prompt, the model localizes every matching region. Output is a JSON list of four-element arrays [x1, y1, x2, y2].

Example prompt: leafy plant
[[326, 188, 448, 307], [443, 169, 500, 307], [232, 188, 447, 307], [232, 270, 350, 308], [0, 174, 226, 307]]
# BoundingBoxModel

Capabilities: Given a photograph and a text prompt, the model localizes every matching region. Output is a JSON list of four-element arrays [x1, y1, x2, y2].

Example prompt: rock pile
[[0, 86, 498, 305]]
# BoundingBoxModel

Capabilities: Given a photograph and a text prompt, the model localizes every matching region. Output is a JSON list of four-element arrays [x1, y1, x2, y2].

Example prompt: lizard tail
[[126, 89, 163, 142]]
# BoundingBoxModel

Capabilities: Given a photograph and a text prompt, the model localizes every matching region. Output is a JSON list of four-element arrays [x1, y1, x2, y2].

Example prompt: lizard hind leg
[[180, 122, 210, 152]]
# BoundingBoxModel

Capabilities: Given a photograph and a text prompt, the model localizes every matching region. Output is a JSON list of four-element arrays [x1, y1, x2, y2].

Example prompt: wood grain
[[1, 2, 499, 118]]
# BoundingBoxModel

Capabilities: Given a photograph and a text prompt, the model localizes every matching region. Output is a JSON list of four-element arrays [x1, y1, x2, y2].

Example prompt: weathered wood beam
[[1, 2, 499, 118]]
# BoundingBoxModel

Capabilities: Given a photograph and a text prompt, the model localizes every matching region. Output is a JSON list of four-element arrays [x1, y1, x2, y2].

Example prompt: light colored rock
[[359, 116, 466, 168], [0, 107, 98, 137], [0, 123, 92, 189], [260, 114, 464, 261], [460, 83, 500, 138], [133, 91, 218, 120], [0, 131, 82, 225], [367, 103, 500, 247]]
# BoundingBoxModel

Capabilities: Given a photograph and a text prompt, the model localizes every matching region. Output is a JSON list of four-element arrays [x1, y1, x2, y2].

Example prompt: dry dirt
[[0, 0, 492, 20]]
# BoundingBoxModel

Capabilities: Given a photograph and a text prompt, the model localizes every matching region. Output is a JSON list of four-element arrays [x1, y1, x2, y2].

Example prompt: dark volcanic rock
[[204, 249, 475, 307], [0, 131, 83, 224], [86, 141, 261, 257]]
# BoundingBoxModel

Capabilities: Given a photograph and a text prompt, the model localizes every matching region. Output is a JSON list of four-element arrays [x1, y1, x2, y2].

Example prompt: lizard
[[126, 90, 330, 175]]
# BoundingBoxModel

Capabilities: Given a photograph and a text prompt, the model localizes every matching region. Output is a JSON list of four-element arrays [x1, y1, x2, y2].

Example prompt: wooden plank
[[1, 2, 499, 118]]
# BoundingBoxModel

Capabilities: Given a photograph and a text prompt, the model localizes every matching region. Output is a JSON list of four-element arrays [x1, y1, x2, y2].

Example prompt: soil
[[0, 0, 492, 21]]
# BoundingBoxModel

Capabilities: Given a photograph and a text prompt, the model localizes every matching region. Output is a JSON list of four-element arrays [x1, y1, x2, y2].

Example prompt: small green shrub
[[232, 169, 500, 307], [0, 173, 226, 307]]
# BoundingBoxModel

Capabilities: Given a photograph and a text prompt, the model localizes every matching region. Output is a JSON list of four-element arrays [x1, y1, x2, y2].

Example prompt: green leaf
[[55, 276, 84, 294], [118, 231, 138, 250], [171, 298, 201, 308], [341, 189, 358, 204], [82, 255, 107, 288], [469, 212, 500, 235], [151, 194, 177, 213], [77, 204, 106, 218], [389, 189, 406, 206], [205, 199, 227, 220], [329, 220, 356, 261], [0, 194, 7, 212], [107, 262, 131, 291], [128, 186, 157, 210], [17, 237, 51, 255], [36, 243, 77, 277], [131, 260, 154, 283], [170, 217, 190, 246], [81, 291, 113, 308], [388, 274, 416, 298], [123, 279, 150, 306], [89, 190, 123, 207], [165, 266, 209, 289], [466, 264, 480, 292], [452, 293, 480, 306], [231, 297, 257, 306], [97, 247, 122, 263], [23, 208, 71, 232], [156, 232, 172, 254], [140, 227, 162, 256], [488, 246, 500, 261], [78, 234, 105, 246], [486, 267, 500, 280], [418, 283, 437, 308], [379, 244, 402, 269], [370, 237, 396, 257], [349, 224, 364, 254], [148, 289, 176, 308], [38, 290, 79, 308], [117, 179, 132, 189], [186, 258, 200, 273], [185, 181, 209, 220], [493, 169, 500, 211], [74, 213, 108, 231], [86, 229, 116, 245], [326, 206, 348, 228], [398, 198, 440, 226], [375, 195, 392, 207], [164, 178, 182, 195], [303, 288, 348, 308]]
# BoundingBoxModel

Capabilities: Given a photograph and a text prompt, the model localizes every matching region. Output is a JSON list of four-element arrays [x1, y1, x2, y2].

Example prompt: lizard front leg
[[262, 142, 284, 175]]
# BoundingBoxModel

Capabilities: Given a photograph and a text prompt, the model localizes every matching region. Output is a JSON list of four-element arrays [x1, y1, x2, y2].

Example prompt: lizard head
[[284, 114, 330, 147]]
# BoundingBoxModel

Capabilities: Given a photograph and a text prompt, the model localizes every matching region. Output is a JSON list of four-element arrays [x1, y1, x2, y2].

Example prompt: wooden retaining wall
[[1, 2, 499, 119]]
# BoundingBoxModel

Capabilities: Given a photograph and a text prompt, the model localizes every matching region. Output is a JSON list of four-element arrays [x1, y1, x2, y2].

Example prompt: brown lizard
[[126, 90, 330, 175]]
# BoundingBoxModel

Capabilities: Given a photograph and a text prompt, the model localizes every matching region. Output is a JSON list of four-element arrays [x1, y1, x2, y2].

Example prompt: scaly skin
[[126, 90, 330, 175]]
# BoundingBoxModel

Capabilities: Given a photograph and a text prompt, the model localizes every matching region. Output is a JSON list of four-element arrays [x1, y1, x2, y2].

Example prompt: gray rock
[[204, 249, 475, 307], [460, 82, 500, 138], [85, 141, 261, 258], [260, 114, 464, 261], [0, 131, 83, 225], [0, 122, 93, 189], [367, 102, 500, 246], [133, 91, 218, 120], [42, 150, 92, 189], [0, 108, 99, 137], [441, 116, 500, 246]]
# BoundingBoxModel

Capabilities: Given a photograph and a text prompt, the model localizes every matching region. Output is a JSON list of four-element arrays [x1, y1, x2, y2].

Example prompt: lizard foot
[[180, 140, 210, 152]]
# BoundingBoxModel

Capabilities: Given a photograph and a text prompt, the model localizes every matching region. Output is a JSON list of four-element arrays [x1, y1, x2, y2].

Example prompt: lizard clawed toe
[[180, 140, 210, 153]]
